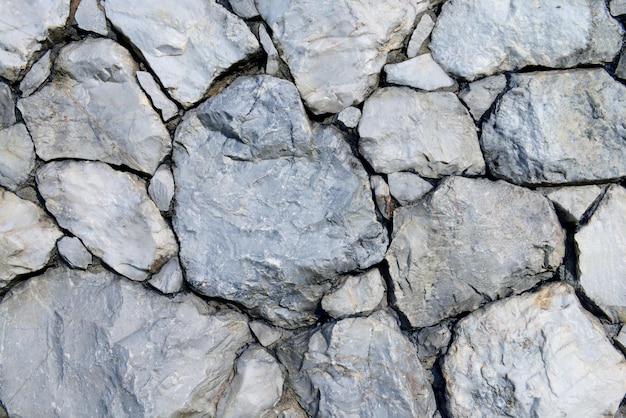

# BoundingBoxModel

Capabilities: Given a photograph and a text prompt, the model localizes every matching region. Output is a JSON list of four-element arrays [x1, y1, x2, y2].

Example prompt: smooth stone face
[[0, 123, 35, 191], [0, 0, 70, 81], [359, 87, 485, 177], [259, 25, 280, 76], [538, 185, 604, 224], [18, 39, 171, 175], [370, 175, 392, 219], [0, 190, 62, 287], [19, 50, 52, 97], [57, 236, 92, 269], [104, 0, 259, 107], [136, 71, 179, 122], [458, 74, 507, 120], [336, 106, 361, 129], [173, 75, 387, 328], [148, 164, 175, 212], [384, 54, 455, 91], [481, 69, 626, 185], [430, 0, 623, 80], [576, 185, 626, 322], [249, 321, 284, 347], [37, 160, 179, 281], [444, 283, 626, 418], [407, 14, 435, 58], [610, 0, 626, 16], [387, 177, 565, 328], [229, 0, 259, 18], [321, 269, 386, 319], [0, 83, 15, 128], [257, 0, 423, 114], [74, 0, 108, 35], [148, 257, 184, 294], [387, 172, 432, 206], [0, 266, 252, 418]]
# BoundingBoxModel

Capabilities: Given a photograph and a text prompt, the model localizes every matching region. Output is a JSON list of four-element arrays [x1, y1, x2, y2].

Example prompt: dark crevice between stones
[[432, 356, 452, 418]]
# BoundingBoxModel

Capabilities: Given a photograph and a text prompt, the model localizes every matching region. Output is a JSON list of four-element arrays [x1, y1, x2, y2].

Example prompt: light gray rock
[[444, 283, 626, 418], [617, 51, 626, 80], [0, 265, 253, 417], [430, 0, 623, 81], [321, 269, 386, 319], [481, 69, 626, 185], [229, 0, 259, 18], [148, 164, 175, 212], [576, 185, 626, 323], [257, 0, 424, 114], [415, 322, 452, 361], [610, 0, 626, 16], [538, 185, 604, 223], [385, 54, 455, 91], [57, 236, 92, 269], [359, 87, 484, 177], [259, 25, 281, 76], [148, 257, 183, 294], [387, 177, 565, 328], [37, 160, 178, 281], [104, 0, 259, 107], [250, 321, 284, 347], [336, 106, 361, 129], [0, 190, 62, 288], [262, 389, 308, 418], [136, 71, 179, 122], [0, 0, 70, 81], [407, 14, 435, 58], [74, 0, 108, 35], [19, 50, 52, 97], [173, 75, 387, 328], [18, 39, 170, 175], [387, 172, 432, 206], [0, 123, 35, 191], [0, 83, 15, 128], [370, 175, 392, 220], [458, 74, 507, 120]]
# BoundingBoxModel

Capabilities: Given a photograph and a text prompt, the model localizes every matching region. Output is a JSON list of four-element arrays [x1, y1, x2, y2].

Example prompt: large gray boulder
[[173, 75, 387, 328]]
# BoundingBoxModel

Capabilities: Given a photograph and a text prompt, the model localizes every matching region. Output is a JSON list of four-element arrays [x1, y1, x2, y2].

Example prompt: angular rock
[[136, 71, 179, 122], [370, 175, 392, 219], [616, 327, 626, 353], [57, 236, 92, 269], [335, 106, 361, 129], [19, 50, 52, 97], [387, 177, 565, 328], [259, 25, 280, 76], [481, 69, 626, 185], [576, 185, 626, 322], [359, 87, 484, 177], [148, 257, 184, 294], [250, 321, 284, 347], [385, 54, 455, 91], [617, 51, 626, 80], [148, 164, 175, 212], [257, 0, 423, 114], [74, 0, 108, 35], [173, 75, 387, 328], [0, 265, 252, 417], [229, 0, 259, 18], [0, 0, 70, 81], [430, 0, 623, 80], [321, 269, 386, 319], [387, 172, 432, 206], [18, 39, 170, 175], [610, 0, 626, 16], [104, 0, 259, 107], [0, 83, 15, 128], [0, 123, 35, 191], [37, 160, 178, 281], [458, 74, 507, 120], [538, 185, 604, 224], [415, 322, 452, 362], [0, 190, 62, 288], [263, 389, 308, 418], [444, 283, 626, 417], [406, 14, 435, 58]]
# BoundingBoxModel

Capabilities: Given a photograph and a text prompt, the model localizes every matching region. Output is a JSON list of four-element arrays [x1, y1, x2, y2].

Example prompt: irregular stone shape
[[216, 345, 284, 418], [19, 50, 52, 97], [57, 236, 92, 269], [0, 83, 15, 128], [0, 265, 252, 417], [370, 175, 391, 219], [385, 54, 455, 91], [321, 269, 386, 319], [250, 321, 284, 347], [136, 71, 179, 122], [335, 106, 361, 129], [387, 172, 432, 206], [538, 185, 604, 223], [576, 185, 626, 322], [430, 0, 623, 81], [37, 160, 178, 281], [359, 87, 484, 177], [105, 0, 259, 107], [173, 75, 387, 328], [263, 389, 308, 418], [617, 51, 626, 80], [387, 177, 565, 328], [148, 257, 184, 294], [458, 74, 507, 120], [229, 0, 259, 18], [259, 25, 280, 76], [0, 123, 35, 191], [616, 327, 626, 353], [75, 0, 107, 35], [444, 283, 626, 418], [407, 14, 435, 58], [0, 190, 62, 287], [481, 69, 626, 185], [148, 164, 175, 212], [257, 0, 423, 114], [611, 0, 626, 16], [18, 39, 170, 175], [0, 0, 70, 81], [415, 322, 451, 361]]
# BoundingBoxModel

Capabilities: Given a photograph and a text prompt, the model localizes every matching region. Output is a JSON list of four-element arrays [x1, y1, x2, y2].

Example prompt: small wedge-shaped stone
[[57, 236, 92, 269], [0, 83, 15, 128], [19, 50, 52, 97], [37, 160, 178, 281], [481, 69, 626, 185], [384, 54, 455, 91], [458, 74, 507, 120], [0, 123, 35, 191], [444, 283, 626, 417], [538, 185, 605, 224], [387, 177, 564, 328], [74, 0, 108, 35], [321, 269, 386, 319], [18, 39, 170, 175]]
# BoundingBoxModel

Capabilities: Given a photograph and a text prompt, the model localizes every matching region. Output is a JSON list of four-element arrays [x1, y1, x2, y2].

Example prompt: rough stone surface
[[617, 51, 626, 80], [104, 0, 260, 107], [229, 0, 259, 18], [0, 265, 252, 418], [370, 175, 392, 220], [387, 172, 433, 206], [336, 106, 361, 129], [321, 269, 386, 319], [610, 0, 626, 16], [0, 83, 16, 128], [538, 185, 604, 224], [458, 74, 507, 120], [18, 39, 171, 175], [57, 236, 92, 269], [136, 71, 179, 122], [385, 54, 455, 91], [0, 123, 35, 191], [430, 0, 624, 81], [148, 257, 184, 294], [250, 321, 284, 347], [444, 283, 626, 418], [257, 0, 423, 114], [74, 0, 108, 35], [576, 185, 626, 323], [173, 75, 387, 328], [148, 164, 175, 212], [19, 50, 52, 97], [387, 177, 565, 328], [359, 87, 484, 177], [407, 14, 435, 58], [37, 160, 178, 281], [415, 323, 452, 362], [259, 25, 281, 76], [616, 327, 626, 353]]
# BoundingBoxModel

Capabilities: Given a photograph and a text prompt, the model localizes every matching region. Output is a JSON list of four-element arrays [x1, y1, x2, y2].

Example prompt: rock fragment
[[250, 321, 284, 347], [0, 124, 35, 191], [148, 257, 184, 294], [415, 323, 452, 362], [74, 0, 108, 35], [228, 0, 259, 18], [0, 83, 15, 128], [136, 71, 179, 122], [617, 51, 626, 80], [19, 50, 52, 97], [385, 54, 455, 91], [259, 25, 281, 76], [335, 106, 361, 129], [370, 175, 392, 219], [387, 172, 432, 206], [538, 185, 605, 224], [148, 164, 175, 212], [57, 236, 92, 269], [407, 14, 435, 58], [321, 269, 386, 319], [458, 74, 507, 120], [610, 0, 626, 16]]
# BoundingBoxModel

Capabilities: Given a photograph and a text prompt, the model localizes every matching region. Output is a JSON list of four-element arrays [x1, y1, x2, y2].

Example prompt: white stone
[[0, 83, 15, 128], [259, 25, 280, 76], [387, 172, 432, 206], [538, 185, 604, 223], [610, 0, 626, 16], [136, 71, 179, 122], [321, 269, 386, 319], [148, 164, 175, 212], [370, 175, 391, 220], [0, 124, 35, 191], [229, 0, 259, 18], [57, 236, 92, 269], [249, 321, 283, 347], [74, 0, 108, 35], [148, 257, 184, 294], [406, 14, 435, 58], [19, 50, 52, 97], [385, 53, 455, 91], [458, 74, 507, 120], [336, 106, 361, 129]]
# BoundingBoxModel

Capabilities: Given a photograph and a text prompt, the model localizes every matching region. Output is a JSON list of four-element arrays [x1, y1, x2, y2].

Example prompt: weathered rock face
[[0, 265, 253, 418], [387, 172, 433, 206], [173, 75, 387, 328], [538, 185, 604, 224], [444, 283, 626, 418], [458, 74, 507, 120], [57, 236, 93, 269], [0, 83, 15, 128], [0, 123, 35, 191], [321, 269, 386, 319], [256, 0, 422, 114], [384, 54, 455, 91], [74, 0, 108, 36], [481, 69, 626, 185], [387, 177, 564, 328], [37, 160, 178, 281], [430, 0, 623, 81], [19, 50, 52, 97]]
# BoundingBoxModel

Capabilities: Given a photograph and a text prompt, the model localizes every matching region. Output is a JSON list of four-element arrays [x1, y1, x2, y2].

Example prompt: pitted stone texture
[[104, 0, 259, 107], [19, 50, 52, 97], [37, 160, 178, 281], [257, 0, 423, 114], [430, 0, 623, 81], [57, 236, 92, 269], [481, 69, 626, 185], [173, 75, 387, 328], [458, 74, 507, 120], [0, 266, 252, 418], [148, 257, 184, 294], [74, 0, 108, 35], [444, 283, 626, 418], [384, 54, 455, 91], [321, 269, 386, 319], [387, 177, 565, 328], [387, 172, 432, 206], [0, 83, 15, 128], [18, 39, 170, 175], [538, 185, 604, 224], [0, 123, 35, 191]]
